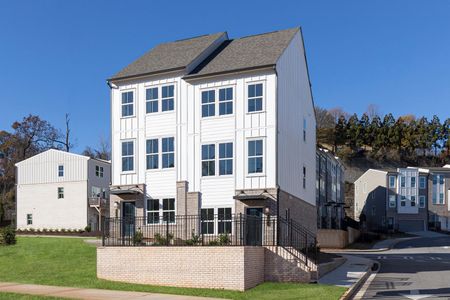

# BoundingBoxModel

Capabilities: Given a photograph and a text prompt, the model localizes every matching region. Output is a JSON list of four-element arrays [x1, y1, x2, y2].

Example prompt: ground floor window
[[57, 187, 64, 199], [27, 214, 32, 225], [201, 207, 233, 235], [218, 208, 232, 234], [146, 198, 175, 224]]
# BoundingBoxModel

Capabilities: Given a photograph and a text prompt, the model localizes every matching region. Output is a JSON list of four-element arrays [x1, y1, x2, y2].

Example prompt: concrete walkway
[[0, 282, 221, 300], [318, 255, 373, 288]]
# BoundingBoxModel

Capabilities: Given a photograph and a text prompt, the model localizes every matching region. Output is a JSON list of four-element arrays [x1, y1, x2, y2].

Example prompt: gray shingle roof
[[185, 28, 300, 78], [109, 32, 226, 80]]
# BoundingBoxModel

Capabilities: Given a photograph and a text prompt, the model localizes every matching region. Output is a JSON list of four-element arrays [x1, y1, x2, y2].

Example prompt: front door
[[245, 207, 263, 246], [122, 202, 136, 239]]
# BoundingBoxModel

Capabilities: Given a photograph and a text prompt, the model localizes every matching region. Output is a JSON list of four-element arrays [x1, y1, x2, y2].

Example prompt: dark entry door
[[122, 202, 136, 239], [245, 208, 263, 246]]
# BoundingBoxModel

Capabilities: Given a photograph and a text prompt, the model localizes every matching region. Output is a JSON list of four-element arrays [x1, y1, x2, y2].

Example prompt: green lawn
[[0, 292, 65, 300], [0, 237, 346, 300]]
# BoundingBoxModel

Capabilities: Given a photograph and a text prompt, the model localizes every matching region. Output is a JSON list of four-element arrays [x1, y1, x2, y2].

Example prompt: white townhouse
[[107, 28, 317, 233], [16, 149, 111, 231]]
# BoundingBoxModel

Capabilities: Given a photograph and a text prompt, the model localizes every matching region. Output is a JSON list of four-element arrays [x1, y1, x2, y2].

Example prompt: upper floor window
[[389, 195, 396, 208], [248, 83, 263, 112], [202, 144, 215, 176], [219, 87, 233, 115], [411, 195, 416, 206], [121, 91, 134, 117], [146, 87, 158, 113], [162, 85, 174, 112], [303, 118, 307, 142], [95, 166, 104, 177], [201, 90, 215, 117], [57, 187, 64, 199], [411, 177, 416, 188], [303, 166, 307, 189], [121, 141, 134, 172], [161, 137, 175, 168], [400, 196, 406, 206], [419, 195, 426, 208], [58, 165, 64, 177], [146, 139, 159, 169], [248, 140, 263, 174], [389, 176, 396, 188], [219, 143, 233, 175], [419, 176, 426, 189], [400, 176, 406, 188]]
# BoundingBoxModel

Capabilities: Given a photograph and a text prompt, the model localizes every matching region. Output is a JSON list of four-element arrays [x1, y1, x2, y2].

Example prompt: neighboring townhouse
[[107, 27, 317, 234], [316, 148, 345, 229], [424, 166, 450, 231], [16, 149, 111, 231]]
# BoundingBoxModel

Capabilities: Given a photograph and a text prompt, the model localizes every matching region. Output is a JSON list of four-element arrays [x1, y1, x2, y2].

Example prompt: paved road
[[356, 234, 450, 299]]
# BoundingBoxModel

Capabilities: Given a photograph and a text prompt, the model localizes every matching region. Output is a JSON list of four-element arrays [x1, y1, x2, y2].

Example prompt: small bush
[[185, 230, 202, 246], [154, 233, 174, 246], [84, 225, 92, 232], [0, 226, 16, 245], [133, 230, 144, 246], [218, 234, 230, 246], [208, 240, 219, 246]]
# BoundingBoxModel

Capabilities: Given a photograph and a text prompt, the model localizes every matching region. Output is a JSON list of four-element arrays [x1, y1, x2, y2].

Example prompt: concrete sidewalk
[[319, 255, 373, 288], [0, 282, 221, 300]]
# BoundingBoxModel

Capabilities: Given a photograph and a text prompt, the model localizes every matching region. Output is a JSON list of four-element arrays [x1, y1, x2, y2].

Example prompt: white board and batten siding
[[276, 30, 316, 206]]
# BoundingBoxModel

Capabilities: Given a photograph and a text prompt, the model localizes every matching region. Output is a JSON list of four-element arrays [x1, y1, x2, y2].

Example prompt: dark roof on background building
[[109, 32, 227, 81], [109, 28, 300, 81], [185, 28, 300, 78]]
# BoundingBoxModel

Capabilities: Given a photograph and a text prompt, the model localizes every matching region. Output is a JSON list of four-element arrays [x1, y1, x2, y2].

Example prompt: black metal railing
[[102, 213, 318, 264]]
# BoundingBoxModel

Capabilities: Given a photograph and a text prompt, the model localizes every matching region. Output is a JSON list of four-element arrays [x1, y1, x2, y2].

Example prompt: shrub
[[218, 234, 230, 246], [133, 230, 144, 246], [185, 230, 202, 246], [0, 226, 16, 245], [208, 240, 219, 246], [84, 225, 92, 232], [154, 233, 174, 246]]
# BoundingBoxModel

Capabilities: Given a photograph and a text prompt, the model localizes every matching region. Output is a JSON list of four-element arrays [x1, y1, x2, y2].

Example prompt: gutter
[[183, 65, 276, 81]]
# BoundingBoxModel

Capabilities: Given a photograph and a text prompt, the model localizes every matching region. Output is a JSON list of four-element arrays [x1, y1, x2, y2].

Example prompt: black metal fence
[[102, 213, 318, 264]]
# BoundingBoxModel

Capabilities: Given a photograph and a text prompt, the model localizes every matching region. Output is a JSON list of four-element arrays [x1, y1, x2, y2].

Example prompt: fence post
[[102, 217, 106, 246], [305, 231, 309, 266], [166, 217, 169, 246], [239, 213, 243, 246]]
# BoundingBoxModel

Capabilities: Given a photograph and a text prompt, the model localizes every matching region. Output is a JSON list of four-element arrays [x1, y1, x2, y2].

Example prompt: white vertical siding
[[275, 31, 316, 206]]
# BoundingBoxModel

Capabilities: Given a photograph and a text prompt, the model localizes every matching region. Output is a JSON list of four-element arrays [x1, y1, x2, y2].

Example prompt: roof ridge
[[236, 27, 300, 40]]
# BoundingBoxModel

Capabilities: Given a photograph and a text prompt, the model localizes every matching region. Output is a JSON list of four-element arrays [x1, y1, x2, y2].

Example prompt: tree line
[[316, 106, 450, 162]]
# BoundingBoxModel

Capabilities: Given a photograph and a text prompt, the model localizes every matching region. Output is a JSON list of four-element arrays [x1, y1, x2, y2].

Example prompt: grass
[[0, 293, 65, 300], [0, 237, 346, 300]]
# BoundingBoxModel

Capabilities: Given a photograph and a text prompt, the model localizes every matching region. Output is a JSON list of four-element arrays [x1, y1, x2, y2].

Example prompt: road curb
[[338, 262, 374, 300]]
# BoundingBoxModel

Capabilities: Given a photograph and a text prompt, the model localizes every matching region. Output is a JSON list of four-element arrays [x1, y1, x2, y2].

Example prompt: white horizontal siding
[[201, 177, 235, 208], [145, 170, 176, 198]]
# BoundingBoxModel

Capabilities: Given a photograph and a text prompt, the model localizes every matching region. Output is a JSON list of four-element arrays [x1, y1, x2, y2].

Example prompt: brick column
[[176, 181, 188, 216]]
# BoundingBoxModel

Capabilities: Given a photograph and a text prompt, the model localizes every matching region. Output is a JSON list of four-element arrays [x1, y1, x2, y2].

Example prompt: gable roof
[[185, 28, 300, 79], [109, 32, 227, 81]]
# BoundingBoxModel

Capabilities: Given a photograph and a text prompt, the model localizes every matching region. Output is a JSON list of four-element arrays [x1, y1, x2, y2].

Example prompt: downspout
[[274, 67, 280, 246]]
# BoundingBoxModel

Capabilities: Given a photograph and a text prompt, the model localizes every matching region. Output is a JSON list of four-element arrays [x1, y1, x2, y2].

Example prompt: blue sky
[[1, 0, 449, 153]]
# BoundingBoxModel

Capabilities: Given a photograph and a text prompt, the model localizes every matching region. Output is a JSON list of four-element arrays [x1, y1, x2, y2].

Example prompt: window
[[389, 176, 396, 188], [202, 144, 215, 176], [303, 166, 307, 189], [58, 165, 64, 177], [218, 208, 232, 234], [389, 195, 396, 208], [146, 139, 159, 169], [219, 143, 233, 175], [440, 176, 445, 185], [303, 118, 307, 142], [121, 141, 134, 172], [121, 91, 134, 117], [95, 166, 104, 177], [401, 176, 406, 188], [401, 196, 406, 206], [27, 214, 32, 225], [411, 177, 416, 188], [248, 140, 263, 174], [419, 195, 426, 208], [419, 176, 426, 189], [219, 87, 233, 115], [162, 137, 174, 168], [248, 83, 263, 112], [202, 90, 215, 117], [162, 198, 175, 223], [57, 187, 64, 199], [201, 208, 214, 234], [91, 186, 102, 198], [440, 193, 444, 204], [161, 85, 174, 112], [146, 199, 159, 224], [411, 196, 416, 206], [146, 87, 158, 113]]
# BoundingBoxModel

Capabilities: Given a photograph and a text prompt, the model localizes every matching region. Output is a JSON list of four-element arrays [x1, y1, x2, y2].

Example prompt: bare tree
[[328, 107, 350, 123], [82, 135, 111, 160], [366, 104, 380, 120]]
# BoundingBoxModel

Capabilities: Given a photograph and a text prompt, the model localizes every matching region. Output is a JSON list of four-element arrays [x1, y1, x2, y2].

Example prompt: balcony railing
[[88, 197, 107, 207], [102, 213, 318, 264]]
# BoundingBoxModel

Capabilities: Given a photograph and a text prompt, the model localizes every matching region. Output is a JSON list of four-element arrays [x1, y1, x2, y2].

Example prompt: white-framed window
[[432, 175, 445, 204], [162, 137, 174, 168], [389, 176, 396, 188], [218, 208, 232, 234], [303, 117, 307, 142], [201, 90, 215, 117], [58, 165, 64, 177], [248, 140, 263, 174], [219, 142, 233, 175], [146, 199, 160, 224], [95, 165, 104, 177], [401, 196, 406, 206], [401, 176, 406, 188], [411, 177, 416, 188], [161, 85, 174, 112], [202, 144, 215, 176], [389, 195, 396, 208], [303, 166, 307, 189], [121, 91, 134, 117], [219, 87, 233, 115], [201, 208, 215, 234], [121, 140, 134, 172], [145, 87, 158, 113], [419, 176, 426, 189], [57, 187, 64, 199], [247, 83, 263, 112], [411, 195, 416, 206], [27, 214, 32, 225], [146, 198, 175, 224], [419, 195, 426, 208], [162, 198, 175, 223], [146, 139, 159, 169]]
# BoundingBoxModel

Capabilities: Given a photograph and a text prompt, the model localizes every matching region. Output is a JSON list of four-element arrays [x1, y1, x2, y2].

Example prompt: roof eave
[[107, 66, 187, 83], [183, 64, 276, 81]]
